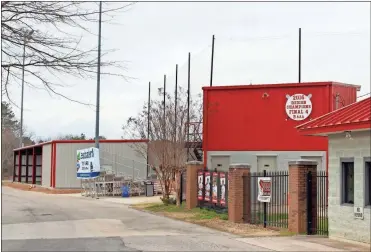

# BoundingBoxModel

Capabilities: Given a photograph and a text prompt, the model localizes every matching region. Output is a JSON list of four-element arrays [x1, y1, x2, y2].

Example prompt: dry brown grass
[[2, 181, 81, 194], [132, 203, 280, 237]]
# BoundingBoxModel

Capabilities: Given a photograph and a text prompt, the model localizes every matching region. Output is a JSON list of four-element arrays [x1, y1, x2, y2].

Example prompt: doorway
[[210, 156, 230, 172], [257, 156, 277, 172]]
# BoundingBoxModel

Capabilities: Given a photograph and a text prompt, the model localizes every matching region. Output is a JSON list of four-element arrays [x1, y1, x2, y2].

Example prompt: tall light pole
[[210, 35, 215, 87], [298, 28, 302, 83], [19, 29, 34, 148], [95, 1, 102, 148]]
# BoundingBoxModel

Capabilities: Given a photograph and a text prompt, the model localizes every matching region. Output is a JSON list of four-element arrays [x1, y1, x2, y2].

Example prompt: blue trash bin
[[121, 185, 130, 197]]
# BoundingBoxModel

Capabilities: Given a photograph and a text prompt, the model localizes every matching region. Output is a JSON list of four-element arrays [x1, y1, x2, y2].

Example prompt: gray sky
[[8, 2, 371, 140]]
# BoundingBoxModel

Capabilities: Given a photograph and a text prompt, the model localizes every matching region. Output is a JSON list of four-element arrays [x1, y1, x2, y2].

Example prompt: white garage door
[[210, 156, 230, 172], [257, 156, 277, 172]]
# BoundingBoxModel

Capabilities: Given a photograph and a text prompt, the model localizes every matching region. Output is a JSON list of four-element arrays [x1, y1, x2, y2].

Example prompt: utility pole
[[210, 35, 215, 87], [174, 64, 178, 142], [146, 81, 151, 177], [298, 28, 302, 83], [19, 29, 34, 148], [174, 64, 178, 166], [186, 52, 191, 161], [163, 74, 166, 140], [95, 1, 102, 148]]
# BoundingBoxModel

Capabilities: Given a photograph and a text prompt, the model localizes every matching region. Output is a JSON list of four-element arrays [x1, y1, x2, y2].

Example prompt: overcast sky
[[8, 1, 371, 140]]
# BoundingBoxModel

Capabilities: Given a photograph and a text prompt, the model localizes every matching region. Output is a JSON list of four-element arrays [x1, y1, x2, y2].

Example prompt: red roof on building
[[297, 97, 371, 135]]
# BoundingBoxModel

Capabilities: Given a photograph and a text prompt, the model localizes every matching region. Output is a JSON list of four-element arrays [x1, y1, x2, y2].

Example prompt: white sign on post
[[257, 177, 272, 203], [285, 93, 313, 121], [76, 147, 100, 179], [354, 206, 364, 220]]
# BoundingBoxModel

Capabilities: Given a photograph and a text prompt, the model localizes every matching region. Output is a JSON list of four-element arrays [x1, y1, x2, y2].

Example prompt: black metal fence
[[180, 170, 187, 203], [244, 170, 289, 229], [197, 170, 229, 214], [307, 170, 328, 236]]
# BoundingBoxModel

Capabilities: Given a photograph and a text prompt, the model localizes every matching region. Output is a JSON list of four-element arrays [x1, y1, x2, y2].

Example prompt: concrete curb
[[128, 205, 282, 239], [2, 182, 82, 194]]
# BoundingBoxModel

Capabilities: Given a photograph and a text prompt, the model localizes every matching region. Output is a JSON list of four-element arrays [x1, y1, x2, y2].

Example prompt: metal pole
[[162, 75, 166, 167], [298, 28, 301, 83], [174, 64, 178, 142], [210, 35, 215, 87], [263, 169, 267, 228], [19, 38, 26, 147], [95, 1, 102, 148], [132, 160, 135, 182], [163, 74, 166, 140], [174, 64, 178, 166], [186, 52, 191, 161], [147, 81, 151, 177]]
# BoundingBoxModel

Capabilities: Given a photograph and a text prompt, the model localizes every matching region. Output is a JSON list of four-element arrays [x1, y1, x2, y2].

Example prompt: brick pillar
[[228, 163, 250, 223], [186, 161, 203, 210], [288, 159, 317, 234]]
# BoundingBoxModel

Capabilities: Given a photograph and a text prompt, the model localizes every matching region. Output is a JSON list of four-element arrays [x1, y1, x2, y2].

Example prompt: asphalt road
[[2, 187, 270, 251]]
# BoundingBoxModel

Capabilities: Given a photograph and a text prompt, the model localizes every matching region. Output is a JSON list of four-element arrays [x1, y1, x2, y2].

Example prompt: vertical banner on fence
[[212, 172, 218, 203], [197, 171, 204, 200], [257, 177, 272, 202], [204, 172, 211, 201], [220, 172, 226, 205]]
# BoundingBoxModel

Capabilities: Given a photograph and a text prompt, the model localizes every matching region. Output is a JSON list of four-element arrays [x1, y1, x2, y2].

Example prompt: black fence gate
[[306, 170, 328, 236], [244, 170, 289, 229], [180, 170, 187, 204]]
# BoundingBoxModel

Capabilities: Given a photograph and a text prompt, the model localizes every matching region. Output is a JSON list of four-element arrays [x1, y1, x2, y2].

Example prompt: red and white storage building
[[202, 81, 361, 173], [13, 139, 148, 189]]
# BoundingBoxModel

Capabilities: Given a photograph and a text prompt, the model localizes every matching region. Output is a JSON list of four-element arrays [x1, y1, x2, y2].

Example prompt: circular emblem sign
[[285, 94, 312, 121]]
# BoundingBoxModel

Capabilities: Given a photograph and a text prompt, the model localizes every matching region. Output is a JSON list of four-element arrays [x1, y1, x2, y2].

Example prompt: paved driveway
[[2, 187, 268, 251], [2, 187, 369, 251]]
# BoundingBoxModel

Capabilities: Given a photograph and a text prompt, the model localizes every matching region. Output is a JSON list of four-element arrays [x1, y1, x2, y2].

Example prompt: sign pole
[[95, 1, 102, 149], [263, 169, 267, 228]]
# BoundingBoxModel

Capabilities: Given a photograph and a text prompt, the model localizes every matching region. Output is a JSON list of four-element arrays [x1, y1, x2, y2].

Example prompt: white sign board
[[285, 94, 313, 121], [257, 177, 272, 203], [354, 206, 364, 220], [76, 147, 100, 179]]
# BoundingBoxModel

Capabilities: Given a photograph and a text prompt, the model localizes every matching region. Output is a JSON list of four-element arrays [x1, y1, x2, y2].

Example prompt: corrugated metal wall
[[41, 144, 51, 187], [99, 142, 147, 180], [54, 142, 147, 188]]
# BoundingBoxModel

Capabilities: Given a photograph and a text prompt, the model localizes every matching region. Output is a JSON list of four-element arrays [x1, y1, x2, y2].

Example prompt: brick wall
[[185, 161, 203, 210], [328, 130, 371, 244], [228, 164, 250, 223], [288, 160, 317, 234]]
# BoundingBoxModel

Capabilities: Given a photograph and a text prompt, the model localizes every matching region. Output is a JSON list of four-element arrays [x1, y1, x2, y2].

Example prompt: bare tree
[[1, 127, 18, 179], [123, 87, 202, 205], [1, 1, 134, 105]]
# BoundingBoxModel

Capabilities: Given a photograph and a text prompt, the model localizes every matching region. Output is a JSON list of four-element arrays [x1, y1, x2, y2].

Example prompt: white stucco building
[[297, 97, 371, 244]]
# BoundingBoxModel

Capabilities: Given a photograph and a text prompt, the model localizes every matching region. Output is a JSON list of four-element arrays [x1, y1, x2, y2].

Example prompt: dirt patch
[[2, 181, 81, 194], [132, 203, 280, 237], [193, 219, 279, 237]]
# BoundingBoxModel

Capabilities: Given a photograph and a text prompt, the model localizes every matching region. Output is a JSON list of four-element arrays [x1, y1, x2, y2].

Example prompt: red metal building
[[202, 81, 360, 173]]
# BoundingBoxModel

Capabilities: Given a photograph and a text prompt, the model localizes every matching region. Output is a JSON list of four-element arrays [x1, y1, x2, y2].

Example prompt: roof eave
[[298, 121, 371, 136], [13, 139, 149, 152]]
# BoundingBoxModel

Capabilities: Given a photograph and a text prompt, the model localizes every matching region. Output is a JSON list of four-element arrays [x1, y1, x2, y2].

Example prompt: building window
[[365, 158, 371, 206], [341, 159, 354, 204]]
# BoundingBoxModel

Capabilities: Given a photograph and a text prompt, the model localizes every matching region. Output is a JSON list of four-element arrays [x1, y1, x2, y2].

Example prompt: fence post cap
[[288, 159, 318, 166], [229, 163, 251, 169], [186, 161, 203, 165]]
